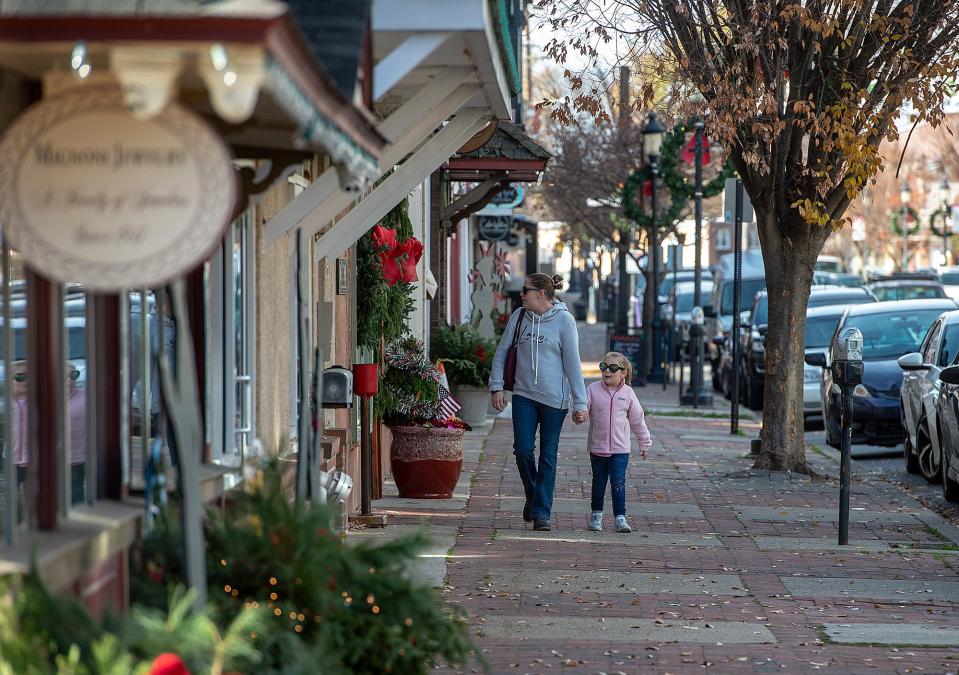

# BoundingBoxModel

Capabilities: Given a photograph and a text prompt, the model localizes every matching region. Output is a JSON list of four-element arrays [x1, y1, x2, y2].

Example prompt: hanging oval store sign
[[0, 87, 236, 291], [489, 184, 524, 208]]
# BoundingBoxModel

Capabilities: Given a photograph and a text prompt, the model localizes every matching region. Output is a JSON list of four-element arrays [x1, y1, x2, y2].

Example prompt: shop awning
[[445, 120, 550, 182], [263, 0, 518, 256], [0, 0, 386, 190]]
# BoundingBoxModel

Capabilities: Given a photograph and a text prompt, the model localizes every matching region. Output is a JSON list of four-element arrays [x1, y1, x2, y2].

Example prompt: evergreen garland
[[356, 200, 416, 357], [891, 206, 922, 236], [621, 122, 734, 232], [377, 337, 442, 423]]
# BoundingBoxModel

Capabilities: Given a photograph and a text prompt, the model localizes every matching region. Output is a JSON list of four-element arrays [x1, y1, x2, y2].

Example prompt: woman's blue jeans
[[590, 452, 630, 516], [512, 394, 568, 522]]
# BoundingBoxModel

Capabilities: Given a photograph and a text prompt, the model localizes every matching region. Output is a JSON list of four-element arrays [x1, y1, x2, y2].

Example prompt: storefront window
[[64, 287, 87, 506], [1, 246, 29, 539]]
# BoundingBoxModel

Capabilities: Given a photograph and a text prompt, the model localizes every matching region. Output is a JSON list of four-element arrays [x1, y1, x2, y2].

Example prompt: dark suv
[[734, 286, 877, 409]]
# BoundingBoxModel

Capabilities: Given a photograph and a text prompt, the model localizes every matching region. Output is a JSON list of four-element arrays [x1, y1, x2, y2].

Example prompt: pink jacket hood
[[586, 381, 652, 455]]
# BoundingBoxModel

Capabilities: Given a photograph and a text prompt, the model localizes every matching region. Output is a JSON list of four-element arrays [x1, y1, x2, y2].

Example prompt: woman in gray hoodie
[[489, 273, 588, 530]]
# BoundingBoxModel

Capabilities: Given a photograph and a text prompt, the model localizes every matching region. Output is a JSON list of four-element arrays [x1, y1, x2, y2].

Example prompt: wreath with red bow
[[370, 224, 424, 285]]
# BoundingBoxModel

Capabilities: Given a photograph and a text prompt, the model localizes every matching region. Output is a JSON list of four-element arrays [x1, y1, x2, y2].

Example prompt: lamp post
[[643, 112, 666, 381], [900, 181, 912, 272], [681, 122, 713, 407], [939, 177, 951, 266]]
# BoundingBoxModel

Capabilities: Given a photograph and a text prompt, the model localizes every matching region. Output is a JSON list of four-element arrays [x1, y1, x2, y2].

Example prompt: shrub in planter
[[430, 323, 497, 426], [130, 461, 482, 674]]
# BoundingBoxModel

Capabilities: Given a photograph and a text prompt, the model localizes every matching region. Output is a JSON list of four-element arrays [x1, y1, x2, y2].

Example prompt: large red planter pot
[[389, 425, 465, 499]]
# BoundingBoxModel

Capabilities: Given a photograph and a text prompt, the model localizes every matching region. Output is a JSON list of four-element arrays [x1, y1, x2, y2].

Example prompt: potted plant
[[431, 323, 497, 427], [379, 337, 469, 498]]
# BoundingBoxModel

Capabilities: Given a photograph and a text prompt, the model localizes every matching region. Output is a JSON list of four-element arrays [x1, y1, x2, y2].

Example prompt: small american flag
[[437, 384, 462, 420], [435, 361, 462, 420]]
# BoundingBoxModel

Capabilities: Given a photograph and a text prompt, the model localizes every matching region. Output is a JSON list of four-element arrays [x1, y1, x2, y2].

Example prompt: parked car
[[733, 286, 876, 410], [934, 364, 959, 501], [898, 309, 959, 483], [658, 268, 712, 305], [813, 271, 864, 287], [866, 273, 947, 301], [806, 299, 958, 450], [803, 305, 848, 419], [938, 267, 959, 301], [708, 249, 765, 391]]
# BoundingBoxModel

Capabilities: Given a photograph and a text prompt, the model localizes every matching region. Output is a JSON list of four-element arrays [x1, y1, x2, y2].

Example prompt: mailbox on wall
[[321, 366, 353, 408]]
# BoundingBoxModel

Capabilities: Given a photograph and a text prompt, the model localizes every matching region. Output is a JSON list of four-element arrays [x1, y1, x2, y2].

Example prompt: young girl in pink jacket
[[579, 351, 652, 533]]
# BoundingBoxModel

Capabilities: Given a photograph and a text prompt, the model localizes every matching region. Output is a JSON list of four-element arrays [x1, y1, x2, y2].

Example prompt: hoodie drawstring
[[531, 314, 542, 385]]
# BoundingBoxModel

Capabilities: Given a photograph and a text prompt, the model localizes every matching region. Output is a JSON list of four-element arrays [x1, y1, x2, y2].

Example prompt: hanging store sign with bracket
[[0, 86, 237, 290]]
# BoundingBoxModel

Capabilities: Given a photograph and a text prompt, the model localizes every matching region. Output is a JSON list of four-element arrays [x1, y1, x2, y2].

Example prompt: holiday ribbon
[[681, 133, 712, 166], [394, 237, 424, 283], [371, 224, 424, 286]]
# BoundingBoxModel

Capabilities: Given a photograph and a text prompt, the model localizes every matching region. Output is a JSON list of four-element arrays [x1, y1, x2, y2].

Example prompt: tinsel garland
[[382, 339, 443, 420], [621, 121, 734, 231]]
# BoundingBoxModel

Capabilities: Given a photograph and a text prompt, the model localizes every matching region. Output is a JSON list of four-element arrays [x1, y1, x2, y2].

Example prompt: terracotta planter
[[389, 425, 465, 498], [455, 385, 491, 427]]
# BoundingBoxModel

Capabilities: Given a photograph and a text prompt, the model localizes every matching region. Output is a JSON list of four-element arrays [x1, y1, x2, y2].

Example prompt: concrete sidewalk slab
[[495, 530, 725, 548], [488, 569, 750, 595], [821, 623, 959, 646], [346, 524, 457, 588], [480, 615, 777, 644], [734, 505, 923, 524], [781, 576, 959, 601]]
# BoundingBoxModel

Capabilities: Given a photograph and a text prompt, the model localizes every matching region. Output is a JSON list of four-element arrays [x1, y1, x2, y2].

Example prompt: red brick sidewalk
[[437, 387, 959, 674]]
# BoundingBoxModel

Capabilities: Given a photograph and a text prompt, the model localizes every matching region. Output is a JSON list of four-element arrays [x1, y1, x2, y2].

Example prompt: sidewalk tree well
[[535, 0, 959, 471]]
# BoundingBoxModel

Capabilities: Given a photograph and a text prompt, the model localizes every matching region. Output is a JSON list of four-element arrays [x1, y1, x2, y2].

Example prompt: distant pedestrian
[[579, 351, 652, 533], [489, 273, 588, 531]]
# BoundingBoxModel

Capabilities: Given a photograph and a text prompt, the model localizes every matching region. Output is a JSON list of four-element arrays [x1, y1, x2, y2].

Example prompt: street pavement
[[349, 322, 959, 673]]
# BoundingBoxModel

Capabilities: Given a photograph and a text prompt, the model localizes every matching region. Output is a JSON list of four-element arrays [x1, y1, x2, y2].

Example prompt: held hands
[[491, 391, 506, 411], [572, 410, 588, 425]]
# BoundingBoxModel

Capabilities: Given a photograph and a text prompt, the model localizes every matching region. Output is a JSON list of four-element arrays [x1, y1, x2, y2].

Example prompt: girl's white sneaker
[[615, 515, 632, 533], [588, 511, 603, 531]]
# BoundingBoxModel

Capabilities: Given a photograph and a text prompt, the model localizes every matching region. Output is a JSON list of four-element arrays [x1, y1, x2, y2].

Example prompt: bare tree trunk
[[754, 209, 819, 473]]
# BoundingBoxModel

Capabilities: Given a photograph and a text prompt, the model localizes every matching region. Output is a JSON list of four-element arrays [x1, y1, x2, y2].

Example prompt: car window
[[921, 320, 942, 364], [808, 291, 869, 307], [848, 308, 948, 360], [752, 296, 769, 325], [721, 278, 766, 315], [872, 285, 946, 301], [939, 324, 959, 367], [676, 292, 694, 313], [941, 273, 959, 285], [806, 315, 841, 349]]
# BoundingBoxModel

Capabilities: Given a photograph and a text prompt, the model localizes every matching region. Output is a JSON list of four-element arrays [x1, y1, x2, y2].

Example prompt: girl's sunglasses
[[599, 362, 627, 373], [12, 370, 79, 383]]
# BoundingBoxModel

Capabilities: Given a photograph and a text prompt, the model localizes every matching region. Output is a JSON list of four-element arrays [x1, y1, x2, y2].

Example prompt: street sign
[[0, 86, 236, 290], [477, 215, 512, 241], [489, 184, 524, 208], [724, 177, 754, 224]]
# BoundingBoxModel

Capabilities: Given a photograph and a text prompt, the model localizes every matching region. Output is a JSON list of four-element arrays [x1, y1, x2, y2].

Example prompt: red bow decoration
[[681, 132, 712, 166], [370, 225, 423, 286], [642, 179, 653, 197]]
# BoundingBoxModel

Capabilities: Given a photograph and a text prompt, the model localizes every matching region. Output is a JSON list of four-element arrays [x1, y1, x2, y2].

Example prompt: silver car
[[898, 309, 959, 482], [803, 305, 846, 418]]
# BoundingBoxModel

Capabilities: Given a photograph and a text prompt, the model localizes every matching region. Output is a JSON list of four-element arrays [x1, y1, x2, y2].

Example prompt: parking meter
[[832, 327, 864, 545]]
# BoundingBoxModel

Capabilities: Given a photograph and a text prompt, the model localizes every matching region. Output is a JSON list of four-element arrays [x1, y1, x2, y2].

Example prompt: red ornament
[[149, 653, 190, 675], [681, 132, 712, 166], [642, 179, 653, 197]]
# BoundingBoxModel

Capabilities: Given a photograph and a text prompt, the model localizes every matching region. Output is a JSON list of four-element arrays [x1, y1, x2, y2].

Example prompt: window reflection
[[65, 288, 87, 505], [8, 252, 27, 526]]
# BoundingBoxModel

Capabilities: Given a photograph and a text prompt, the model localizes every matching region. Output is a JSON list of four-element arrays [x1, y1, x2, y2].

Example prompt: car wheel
[[917, 417, 942, 484], [824, 410, 840, 450], [941, 431, 959, 502], [902, 405, 921, 475]]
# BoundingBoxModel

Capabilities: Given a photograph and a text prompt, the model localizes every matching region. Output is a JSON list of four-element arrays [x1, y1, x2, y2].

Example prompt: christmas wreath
[[927, 206, 954, 238], [891, 206, 922, 237], [621, 122, 734, 231]]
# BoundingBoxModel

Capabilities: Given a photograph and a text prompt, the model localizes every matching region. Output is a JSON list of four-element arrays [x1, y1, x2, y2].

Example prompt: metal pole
[[903, 203, 909, 272], [839, 387, 853, 545], [360, 396, 373, 517], [617, 244, 629, 332], [651, 157, 660, 382], [730, 180, 744, 435]]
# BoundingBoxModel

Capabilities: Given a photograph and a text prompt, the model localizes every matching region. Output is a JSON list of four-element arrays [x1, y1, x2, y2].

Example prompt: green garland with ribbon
[[621, 122, 734, 231], [891, 206, 921, 237], [928, 206, 953, 238]]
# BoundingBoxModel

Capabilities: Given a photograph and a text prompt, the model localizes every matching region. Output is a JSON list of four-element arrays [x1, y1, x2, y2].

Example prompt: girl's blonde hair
[[602, 351, 632, 383]]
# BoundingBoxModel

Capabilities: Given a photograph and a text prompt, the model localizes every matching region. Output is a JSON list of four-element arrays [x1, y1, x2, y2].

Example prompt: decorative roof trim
[[490, 0, 521, 96]]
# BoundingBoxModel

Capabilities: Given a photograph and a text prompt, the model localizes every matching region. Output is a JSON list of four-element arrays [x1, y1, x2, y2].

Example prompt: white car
[[939, 268, 959, 301]]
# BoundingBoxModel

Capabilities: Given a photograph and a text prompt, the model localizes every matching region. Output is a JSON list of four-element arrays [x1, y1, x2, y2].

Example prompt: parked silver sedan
[[898, 309, 959, 482]]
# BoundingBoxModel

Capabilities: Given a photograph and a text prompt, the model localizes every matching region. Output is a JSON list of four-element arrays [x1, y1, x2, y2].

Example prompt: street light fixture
[[643, 112, 666, 382], [939, 176, 951, 266], [900, 181, 912, 271]]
